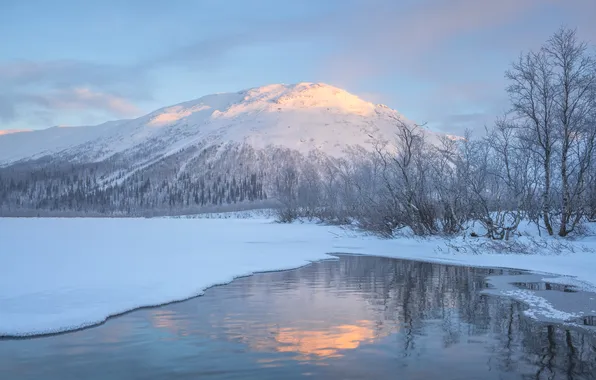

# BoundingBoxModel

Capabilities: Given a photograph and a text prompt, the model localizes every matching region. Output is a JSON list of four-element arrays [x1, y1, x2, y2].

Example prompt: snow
[[501, 290, 583, 321], [482, 273, 595, 323], [540, 275, 595, 292], [1, 217, 596, 337], [0, 129, 32, 136], [0, 120, 128, 164], [0, 82, 426, 166], [171, 209, 277, 219]]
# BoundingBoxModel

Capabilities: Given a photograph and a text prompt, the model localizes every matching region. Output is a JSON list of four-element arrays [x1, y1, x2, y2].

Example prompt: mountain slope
[[0, 82, 444, 216], [0, 82, 422, 166]]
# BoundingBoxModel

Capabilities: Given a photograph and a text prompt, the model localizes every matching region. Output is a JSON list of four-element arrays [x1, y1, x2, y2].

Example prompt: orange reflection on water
[[150, 310, 192, 337], [272, 320, 378, 359], [151, 308, 389, 362]]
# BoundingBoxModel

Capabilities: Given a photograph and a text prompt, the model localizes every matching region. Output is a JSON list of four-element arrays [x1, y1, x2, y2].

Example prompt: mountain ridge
[[0, 82, 420, 165], [0, 82, 447, 216]]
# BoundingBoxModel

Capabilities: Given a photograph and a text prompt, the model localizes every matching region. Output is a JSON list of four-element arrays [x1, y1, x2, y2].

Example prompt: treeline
[[0, 166, 268, 215], [274, 28, 596, 238]]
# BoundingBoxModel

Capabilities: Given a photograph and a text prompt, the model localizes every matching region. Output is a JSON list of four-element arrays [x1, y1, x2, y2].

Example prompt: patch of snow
[[1, 217, 596, 337], [502, 290, 583, 321], [147, 105, 210, 127]]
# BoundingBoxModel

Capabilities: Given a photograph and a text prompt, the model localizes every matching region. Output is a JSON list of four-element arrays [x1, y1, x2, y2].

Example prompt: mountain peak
[[145, 82, 384, 129], [240, 82, 375, 115], [0, 82, 415, 164]]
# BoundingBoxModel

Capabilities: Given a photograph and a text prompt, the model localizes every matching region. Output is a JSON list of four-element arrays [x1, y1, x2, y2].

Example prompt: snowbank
[[1, 217, 596, 337]]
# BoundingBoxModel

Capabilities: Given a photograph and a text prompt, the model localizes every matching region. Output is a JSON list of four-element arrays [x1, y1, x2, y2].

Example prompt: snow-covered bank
[[1, 217, 596, 337]]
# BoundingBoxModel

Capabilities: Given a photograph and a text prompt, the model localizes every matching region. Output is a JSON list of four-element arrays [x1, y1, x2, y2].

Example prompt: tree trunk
[[559, 142, 570, 237], [543, 150, 554, 235]]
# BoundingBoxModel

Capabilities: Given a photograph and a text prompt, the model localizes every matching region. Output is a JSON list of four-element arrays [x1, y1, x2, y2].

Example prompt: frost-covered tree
[[506, 27, 596, 236]]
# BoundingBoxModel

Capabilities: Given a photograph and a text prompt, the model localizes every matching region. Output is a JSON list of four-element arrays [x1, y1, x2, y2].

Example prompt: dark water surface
[[1, 255, 595, 380]]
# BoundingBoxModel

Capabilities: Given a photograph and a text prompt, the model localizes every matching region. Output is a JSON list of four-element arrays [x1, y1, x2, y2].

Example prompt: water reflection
[[275, 323, 377, 358], [0, 255, 595, 380], [513, 281, 579, 293], [246, 321, 381, 360]]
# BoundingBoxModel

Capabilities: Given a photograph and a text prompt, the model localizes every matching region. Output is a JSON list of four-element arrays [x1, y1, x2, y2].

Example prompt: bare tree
[[372, 117, 439, 235], [431, 135, 470, 234], [297, 154, 322, 219], [506, 48, 557, 235], [482, 118, 536, 239], [274, 164, 300, 222], [544, 28, 596, 236]]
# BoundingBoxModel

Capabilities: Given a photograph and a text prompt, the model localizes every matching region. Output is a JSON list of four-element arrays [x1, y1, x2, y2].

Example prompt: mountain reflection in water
[[1, 255, 595, 380]]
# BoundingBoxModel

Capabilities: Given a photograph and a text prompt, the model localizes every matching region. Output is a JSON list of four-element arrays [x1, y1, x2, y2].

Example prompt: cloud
[[0, 59, 148, 125], [312, 0, 546, 80], [2, 0, 594, 132], [0, 60, 148, 95], [137, 0, 554, 134], [305, 0, 586, 134], [40, 88, 140, 117], [0, 88, 140, 123], [151, 0, 543, 71]]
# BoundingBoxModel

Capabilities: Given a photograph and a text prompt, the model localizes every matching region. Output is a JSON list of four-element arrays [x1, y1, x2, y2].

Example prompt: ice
[[502, 290, 583, 321]]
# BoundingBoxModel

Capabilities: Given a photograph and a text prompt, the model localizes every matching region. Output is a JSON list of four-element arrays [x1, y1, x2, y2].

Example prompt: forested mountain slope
[[0, 83, 433, 215]]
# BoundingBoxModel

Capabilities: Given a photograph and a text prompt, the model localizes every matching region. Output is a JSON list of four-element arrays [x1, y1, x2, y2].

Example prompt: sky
[[1, 0, 595, 135]]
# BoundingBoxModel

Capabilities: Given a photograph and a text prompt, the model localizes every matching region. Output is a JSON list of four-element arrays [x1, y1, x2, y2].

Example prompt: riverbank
[[1, 216, 595, 336]]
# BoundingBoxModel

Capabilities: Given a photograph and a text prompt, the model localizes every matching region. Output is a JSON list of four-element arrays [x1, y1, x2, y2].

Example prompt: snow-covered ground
[[170, 208, 277, 219], [1, 216, 596, 337]]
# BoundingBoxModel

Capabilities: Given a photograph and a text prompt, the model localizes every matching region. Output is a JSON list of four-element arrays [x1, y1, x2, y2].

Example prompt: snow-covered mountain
[[0, 82, 443, 216], [0, 82, 423, 166]]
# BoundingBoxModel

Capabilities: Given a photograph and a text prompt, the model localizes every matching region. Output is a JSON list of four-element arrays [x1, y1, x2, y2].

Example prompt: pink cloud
[[320, 0, 545, 77], [40, 88, 140, 117]]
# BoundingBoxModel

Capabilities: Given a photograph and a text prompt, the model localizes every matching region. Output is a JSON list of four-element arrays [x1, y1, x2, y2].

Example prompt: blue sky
[[1, 0, 595, 134]]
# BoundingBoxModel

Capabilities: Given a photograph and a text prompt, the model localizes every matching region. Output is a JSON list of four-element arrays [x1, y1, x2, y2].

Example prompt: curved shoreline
[[3, 253, 595, 339], [2, 217, 595, 338]]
